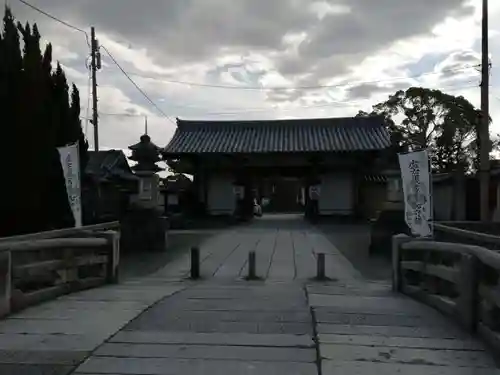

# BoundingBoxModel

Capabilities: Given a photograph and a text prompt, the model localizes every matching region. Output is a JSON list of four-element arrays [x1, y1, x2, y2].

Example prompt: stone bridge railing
[[0, 222, 120, 318], [392, 234, 500, 356], [433, 222, 500, 251]]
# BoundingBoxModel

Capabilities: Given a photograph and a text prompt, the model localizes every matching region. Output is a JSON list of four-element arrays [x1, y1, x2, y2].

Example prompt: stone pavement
[[77, 282, 318, 375], [308, 282, 498, 374], [151, 214, 363, 282], [0, 214, 498, 374], [0, 279, 185, 375]]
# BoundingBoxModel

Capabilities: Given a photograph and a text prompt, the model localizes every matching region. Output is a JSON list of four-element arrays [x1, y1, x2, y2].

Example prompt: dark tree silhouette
[[0, 6, 88, 235], [357, 87, 496, 173]]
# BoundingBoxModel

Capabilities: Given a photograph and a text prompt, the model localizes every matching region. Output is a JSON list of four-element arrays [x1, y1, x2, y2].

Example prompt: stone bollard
[[247, 251, 257, 280], [316, 253, 326, 280], [190, 246, 200, 279]]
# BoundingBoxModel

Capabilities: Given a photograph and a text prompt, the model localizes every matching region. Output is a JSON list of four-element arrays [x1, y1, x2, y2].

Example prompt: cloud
[[344, 82, 411, 101], [7, 0, 500, 151]]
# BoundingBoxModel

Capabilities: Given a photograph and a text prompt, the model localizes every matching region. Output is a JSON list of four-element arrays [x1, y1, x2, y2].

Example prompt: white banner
[[398, 150, 432, 237], [57, 143, 82, 227]]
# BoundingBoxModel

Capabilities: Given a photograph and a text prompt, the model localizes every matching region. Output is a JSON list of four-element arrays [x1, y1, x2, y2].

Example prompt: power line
[[100, 45, 176, 125], [12, 0, 487, 120], [16, 0, 90, 46], [119, 64, 480, 91], [82, 82, 480, 118], [203, 83, 481, 116], [84, 78, 481, 115], [12, 1, 175, 132]]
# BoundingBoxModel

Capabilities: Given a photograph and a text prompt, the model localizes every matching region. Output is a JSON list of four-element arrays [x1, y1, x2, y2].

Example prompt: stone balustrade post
[[392, 234, 410, 292]]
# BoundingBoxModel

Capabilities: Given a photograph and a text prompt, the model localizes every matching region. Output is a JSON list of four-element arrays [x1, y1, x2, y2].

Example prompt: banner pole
[[428, 154, 434, 239]]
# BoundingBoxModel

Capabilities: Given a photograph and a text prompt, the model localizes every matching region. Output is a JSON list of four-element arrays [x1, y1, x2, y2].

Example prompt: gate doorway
[[258, 176, 304, 214]]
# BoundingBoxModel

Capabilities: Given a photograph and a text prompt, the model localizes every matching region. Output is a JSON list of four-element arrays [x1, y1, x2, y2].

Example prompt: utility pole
[[479, 0, 490, 221], [90, 27, 101, 151]]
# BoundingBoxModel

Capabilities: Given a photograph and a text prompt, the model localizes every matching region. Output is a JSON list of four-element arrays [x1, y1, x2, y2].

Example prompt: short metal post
[[190, 247, 200, 279], [316, 253, 326, 280], [248, 251, 256, 280]]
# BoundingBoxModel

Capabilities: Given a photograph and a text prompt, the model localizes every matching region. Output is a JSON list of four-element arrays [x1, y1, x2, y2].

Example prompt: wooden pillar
[[305, 161, 320, 219], [243, 169, 253, 219], [352, 170, 361, 219], [203, 170, 209, 216], [494, 182, 500, 222], [192, 157, 203, 216], [453, 167, 466, 221], [0, 251, 11, 317]]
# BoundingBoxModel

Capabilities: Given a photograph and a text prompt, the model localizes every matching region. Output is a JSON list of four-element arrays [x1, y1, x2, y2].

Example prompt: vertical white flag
[[57, 142, 82, 227], [398, 150, 432, 237]]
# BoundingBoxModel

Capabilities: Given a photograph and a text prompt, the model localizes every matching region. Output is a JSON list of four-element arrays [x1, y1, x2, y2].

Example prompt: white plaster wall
[[207, 174, 235, 215], [319, 173, 354, 215]]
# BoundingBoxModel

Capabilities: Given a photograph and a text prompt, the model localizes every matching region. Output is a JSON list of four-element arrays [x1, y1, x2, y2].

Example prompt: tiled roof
[[163, 117, 390, 155], [86, 150, 137, 181]]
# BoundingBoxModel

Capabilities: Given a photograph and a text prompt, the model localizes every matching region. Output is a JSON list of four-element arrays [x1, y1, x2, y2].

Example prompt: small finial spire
[[144, 116, 148, 135]]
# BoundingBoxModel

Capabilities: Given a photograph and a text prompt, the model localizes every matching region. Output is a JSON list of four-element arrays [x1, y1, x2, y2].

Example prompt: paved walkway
[[153, 214, 363, 282], [0, 214, 497, 374]]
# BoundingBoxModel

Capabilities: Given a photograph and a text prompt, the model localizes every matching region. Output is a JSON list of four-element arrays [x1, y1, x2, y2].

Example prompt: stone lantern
[[128, 134, 164, 211], [383, 168, 404, 210], [121, 133, 167, 252]]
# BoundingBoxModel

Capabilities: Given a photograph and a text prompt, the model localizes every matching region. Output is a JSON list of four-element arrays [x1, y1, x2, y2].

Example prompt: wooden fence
[[0, 222, 120, 318], [392, 234, 500, 355]]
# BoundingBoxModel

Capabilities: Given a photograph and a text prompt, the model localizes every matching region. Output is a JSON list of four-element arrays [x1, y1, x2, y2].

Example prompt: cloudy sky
[[8, 0, 500, 159]]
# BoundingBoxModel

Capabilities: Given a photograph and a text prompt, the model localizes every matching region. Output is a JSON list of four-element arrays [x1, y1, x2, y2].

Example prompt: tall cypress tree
[[0, 7, 24, 236], [70, 84, 89, 171], [19, 21, 48, 227], [0, 6, 90, 234], [52, 63, 70, 145], [48, 63, 74, 228], [2, 7, 22, 146]]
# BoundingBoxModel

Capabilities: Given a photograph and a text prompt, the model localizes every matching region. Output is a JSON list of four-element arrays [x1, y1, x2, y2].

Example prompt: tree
[[0, 6, 89, 235], [70, 83, 89, 173], [0, 6, 27, 235], [358, 87, 493, 173]]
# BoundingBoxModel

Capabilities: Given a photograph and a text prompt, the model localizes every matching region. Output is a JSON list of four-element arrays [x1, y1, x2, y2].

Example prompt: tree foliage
[[0, 6, 88, 236], [357, 87, 494, 173]]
